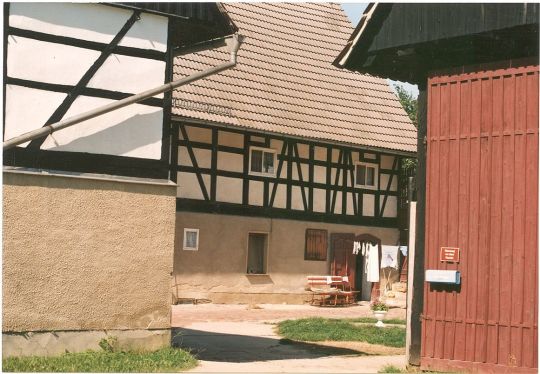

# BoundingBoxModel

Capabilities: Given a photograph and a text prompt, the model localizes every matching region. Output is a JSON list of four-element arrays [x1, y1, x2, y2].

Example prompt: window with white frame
[[355, 162, 378, 189], [249, 147, 276, 176], [183, 228, 199, 251]]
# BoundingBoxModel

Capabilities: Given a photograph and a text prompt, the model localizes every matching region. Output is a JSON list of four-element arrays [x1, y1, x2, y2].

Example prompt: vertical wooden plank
[[510, 72, 527, 367], [465, 77, 481, 363], [423, 82, 440, 359], [487, 75, 503, 365], [443, 81, 461, 360], [498, 73, 515, 364], [453, 78, 471, 361], [474, 77, 492, 363], [521, 71, 539, 368]]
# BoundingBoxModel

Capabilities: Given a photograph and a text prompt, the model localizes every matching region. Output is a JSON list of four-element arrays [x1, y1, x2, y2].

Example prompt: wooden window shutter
[[305, 229, 328, 261]]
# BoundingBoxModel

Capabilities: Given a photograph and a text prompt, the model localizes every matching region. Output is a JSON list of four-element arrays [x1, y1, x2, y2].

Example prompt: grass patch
[[277, 317, 405, 348], [347, 317, 406, 325], [378, 364, 404, 373], [2, 347, 197, 372]]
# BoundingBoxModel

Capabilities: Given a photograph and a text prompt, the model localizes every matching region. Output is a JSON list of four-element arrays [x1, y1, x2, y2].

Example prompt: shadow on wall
[[47, 111, 162, 156], [172, 327, 372, 362]]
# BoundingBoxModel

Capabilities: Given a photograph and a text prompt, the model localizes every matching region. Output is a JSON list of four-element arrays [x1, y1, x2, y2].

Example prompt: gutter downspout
[[3, 34, 242, 151]]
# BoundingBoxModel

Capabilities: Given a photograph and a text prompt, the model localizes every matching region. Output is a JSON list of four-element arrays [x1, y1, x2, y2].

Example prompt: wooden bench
[[307, 275, 356, 306]]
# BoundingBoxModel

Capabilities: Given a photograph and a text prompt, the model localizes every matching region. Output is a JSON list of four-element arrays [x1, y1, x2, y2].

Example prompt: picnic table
[[306, 275, 357, 306]]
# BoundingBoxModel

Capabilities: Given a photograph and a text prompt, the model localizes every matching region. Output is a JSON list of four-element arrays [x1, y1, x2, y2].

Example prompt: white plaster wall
[[271, 183, 287, 209], [380, 174, 398, 191], [363, 194, 375, 216], [185, 126, 212, 143], [249, 181, 264, 206], [216, 177, 243, 204], [6, 3, 168, 160], [381, 196, 398, 218], [177, 172, 210, 200], [219, 131, 244, 148], [313, 188, 326, 213], [40, 96, 163, 159], [8, 37, 99, 86], [4, 85, 67, 147], [217, 152, 243, 173], [291, 187, 304, 210], [381, 155, 395, 169], [314, 165, 326, 184], [88, 54, 165, 97], [9, 3, 167, 51], [314, 146, 327, 161]]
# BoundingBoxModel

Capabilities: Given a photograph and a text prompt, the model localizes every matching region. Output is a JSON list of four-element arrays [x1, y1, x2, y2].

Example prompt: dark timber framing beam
[[179, 123, 210, 201], [408, 85, 427, 366], [28, 10, 141, 150], [380, 156, 399, 216], [8, 26, 165, 61]]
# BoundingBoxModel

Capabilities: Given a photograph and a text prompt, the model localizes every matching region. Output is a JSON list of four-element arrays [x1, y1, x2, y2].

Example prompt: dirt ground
[[172, 303, 407, 373]]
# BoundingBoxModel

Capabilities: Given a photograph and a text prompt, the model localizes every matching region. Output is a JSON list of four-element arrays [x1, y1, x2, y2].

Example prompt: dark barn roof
[[111, 3, 237, 46], [335, 3, 539, 83]]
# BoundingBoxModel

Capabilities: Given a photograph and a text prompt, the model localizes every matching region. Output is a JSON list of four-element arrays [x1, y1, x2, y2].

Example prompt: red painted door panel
[[421, 64, 539, 372]]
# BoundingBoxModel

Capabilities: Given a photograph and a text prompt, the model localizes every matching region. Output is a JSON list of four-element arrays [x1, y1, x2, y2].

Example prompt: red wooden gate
[[421, 63, 538, 372]]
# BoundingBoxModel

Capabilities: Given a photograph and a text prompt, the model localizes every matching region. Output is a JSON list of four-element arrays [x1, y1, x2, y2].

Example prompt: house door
[[330, 233, 356, 290]]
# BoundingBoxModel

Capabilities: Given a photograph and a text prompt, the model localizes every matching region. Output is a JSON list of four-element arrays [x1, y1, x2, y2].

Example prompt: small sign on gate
[[440, 247, 460, 262]]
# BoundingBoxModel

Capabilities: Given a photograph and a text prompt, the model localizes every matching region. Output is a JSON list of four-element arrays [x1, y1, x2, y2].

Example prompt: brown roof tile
[[172, 3, 417, 153]]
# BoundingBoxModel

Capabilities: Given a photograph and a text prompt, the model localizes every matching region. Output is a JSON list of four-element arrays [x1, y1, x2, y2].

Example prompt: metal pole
[[3, 34, 241, 151]]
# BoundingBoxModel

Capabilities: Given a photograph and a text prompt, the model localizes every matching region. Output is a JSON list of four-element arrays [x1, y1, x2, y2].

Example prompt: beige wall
[[172, 211, 400, 303], [3, 170, 176, 332]]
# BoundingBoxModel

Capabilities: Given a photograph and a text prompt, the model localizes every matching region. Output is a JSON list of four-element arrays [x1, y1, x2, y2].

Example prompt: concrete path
[[172, 304, 407, 373]]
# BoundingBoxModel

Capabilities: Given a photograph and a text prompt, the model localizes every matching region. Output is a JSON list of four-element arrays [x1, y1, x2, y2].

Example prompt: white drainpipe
[[3, 34, 242, 151]]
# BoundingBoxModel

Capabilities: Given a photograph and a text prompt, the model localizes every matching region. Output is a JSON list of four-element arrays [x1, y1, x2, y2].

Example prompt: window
[[355, 162, 378, 189], [183, 228, 199, 251], [305, 229, 328, 261], [249, 147, 276, 176], [247, 233, 268, 274]]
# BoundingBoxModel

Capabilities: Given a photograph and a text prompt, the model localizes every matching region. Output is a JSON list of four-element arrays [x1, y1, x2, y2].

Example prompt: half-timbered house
[[2, 2, 235, 356], [170, 3, 417, 304]]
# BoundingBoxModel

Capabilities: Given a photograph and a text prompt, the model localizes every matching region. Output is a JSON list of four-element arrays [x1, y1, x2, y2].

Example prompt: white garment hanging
[[366, 243, 380, 282], [381, 245, 399, 269]]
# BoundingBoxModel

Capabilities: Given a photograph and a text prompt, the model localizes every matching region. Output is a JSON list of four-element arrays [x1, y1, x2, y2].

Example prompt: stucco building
[[2, 2, 234, 356], [170, 3, 416, 304]]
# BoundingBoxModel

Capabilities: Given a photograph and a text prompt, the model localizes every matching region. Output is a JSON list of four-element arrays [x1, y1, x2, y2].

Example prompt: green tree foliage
[[394, 84, 418, 127], [394, 84, 418, 172]]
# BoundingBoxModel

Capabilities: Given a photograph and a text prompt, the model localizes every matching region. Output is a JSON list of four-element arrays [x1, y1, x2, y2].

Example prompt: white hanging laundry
[[353, 241, 361, 255], [381, 245, 399, 269], [399, 245, 408, 257], [366, 243, 380, 282], [361, 242, 367, 256]]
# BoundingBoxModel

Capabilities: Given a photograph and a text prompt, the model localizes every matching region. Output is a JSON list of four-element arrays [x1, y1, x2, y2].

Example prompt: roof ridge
[[232, 2, 351, 26], [226, 16, 348, 55], [225, 6, 351, 40]]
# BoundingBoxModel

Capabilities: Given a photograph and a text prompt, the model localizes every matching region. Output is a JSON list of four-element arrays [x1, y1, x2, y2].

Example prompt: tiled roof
[[172, 3, 417, 154]]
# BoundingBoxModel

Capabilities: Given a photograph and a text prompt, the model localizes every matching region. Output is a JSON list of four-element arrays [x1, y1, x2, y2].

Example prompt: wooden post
[[407, 86, 427, 366], [405, 201, 417, 362]]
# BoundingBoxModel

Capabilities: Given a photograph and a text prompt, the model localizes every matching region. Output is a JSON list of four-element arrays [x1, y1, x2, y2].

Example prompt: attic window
[[249, 147, 276, 176]]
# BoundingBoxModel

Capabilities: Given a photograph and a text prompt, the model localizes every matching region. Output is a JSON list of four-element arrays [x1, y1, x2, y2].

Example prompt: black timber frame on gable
[[2, 4, 234, 180], [173, 120, 406, 228]]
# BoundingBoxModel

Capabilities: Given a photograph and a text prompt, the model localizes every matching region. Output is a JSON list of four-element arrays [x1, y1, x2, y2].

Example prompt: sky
[[341, 3, 419, 99]]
